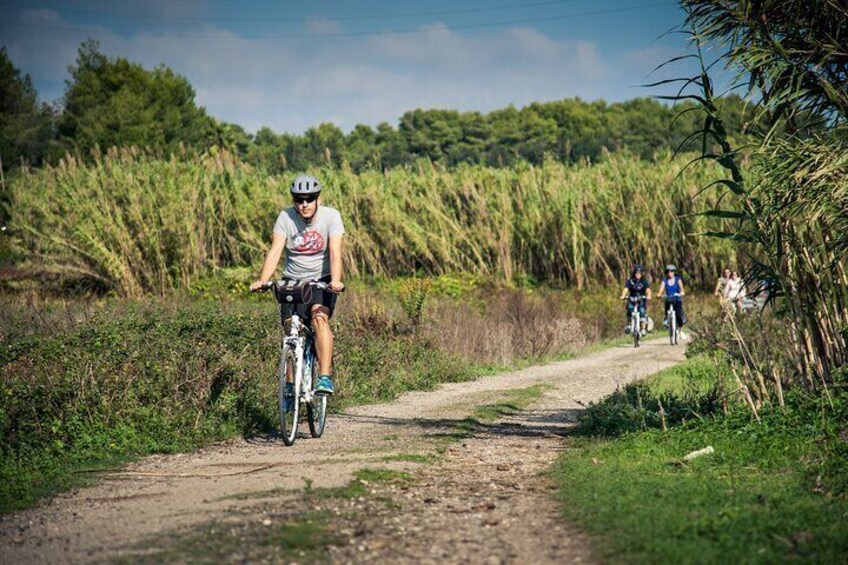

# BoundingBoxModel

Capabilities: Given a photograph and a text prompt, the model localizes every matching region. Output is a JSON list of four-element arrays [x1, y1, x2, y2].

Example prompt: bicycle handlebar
[[251, 280, 346, 294]]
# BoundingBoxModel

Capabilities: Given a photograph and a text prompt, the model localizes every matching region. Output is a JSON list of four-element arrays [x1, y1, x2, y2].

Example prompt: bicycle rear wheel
[[307, 349, 327, 437], [279, 347, 299, 446]]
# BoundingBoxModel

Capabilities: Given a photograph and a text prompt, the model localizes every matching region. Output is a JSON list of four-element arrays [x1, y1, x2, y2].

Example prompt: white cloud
[[3, 13, 622, 133]]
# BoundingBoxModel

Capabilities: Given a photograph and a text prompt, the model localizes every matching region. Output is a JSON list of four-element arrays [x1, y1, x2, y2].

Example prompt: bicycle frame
[[283, 312, 315, 406], [628, 296, 646, 347], [664, 293, 681, 345]]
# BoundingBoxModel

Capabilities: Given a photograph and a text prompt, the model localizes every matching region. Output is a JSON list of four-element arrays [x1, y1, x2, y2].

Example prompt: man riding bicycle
[[619, 265, 652, 335], [658, 264, 687, 340], [250, 174, 345, 396]]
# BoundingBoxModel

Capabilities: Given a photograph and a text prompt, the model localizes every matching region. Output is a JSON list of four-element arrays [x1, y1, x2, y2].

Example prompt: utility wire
[[0, 0, 592, 23], [0, 2, 676, 39]]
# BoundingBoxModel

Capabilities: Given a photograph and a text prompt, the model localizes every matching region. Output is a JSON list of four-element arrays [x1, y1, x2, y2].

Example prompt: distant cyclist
[[658, 264, 687, 340], [619, 265, 652, 334], [714, 267, 732, 298], [723, 270, 746, 312], [250, 174, 345, 396]]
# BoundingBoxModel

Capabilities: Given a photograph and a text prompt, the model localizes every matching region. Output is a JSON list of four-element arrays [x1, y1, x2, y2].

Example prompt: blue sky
[[0, 1, 701, 134]]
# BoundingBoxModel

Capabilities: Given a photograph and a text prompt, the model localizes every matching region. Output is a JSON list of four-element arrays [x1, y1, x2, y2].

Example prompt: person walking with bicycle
[[658, 264, 687, 340], [619, 265, 652, 335], [250, 174, 345, 396]]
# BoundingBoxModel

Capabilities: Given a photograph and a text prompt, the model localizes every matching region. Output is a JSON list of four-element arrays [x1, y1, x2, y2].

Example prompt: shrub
[[576, 356, 728, 437]]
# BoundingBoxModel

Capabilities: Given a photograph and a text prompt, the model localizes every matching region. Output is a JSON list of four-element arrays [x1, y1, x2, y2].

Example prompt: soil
[[0, 339, 684, 564]]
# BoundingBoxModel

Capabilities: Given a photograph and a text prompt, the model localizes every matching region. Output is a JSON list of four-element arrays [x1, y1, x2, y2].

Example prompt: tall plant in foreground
[[670, 0, 848, 390]]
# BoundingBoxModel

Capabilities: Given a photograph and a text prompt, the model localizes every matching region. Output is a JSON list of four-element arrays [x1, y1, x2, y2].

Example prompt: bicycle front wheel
[[669, 307, 678, 345], [632, 314, 641, 348], [279, 347, 300, 446], [307, 344, 327, 437]]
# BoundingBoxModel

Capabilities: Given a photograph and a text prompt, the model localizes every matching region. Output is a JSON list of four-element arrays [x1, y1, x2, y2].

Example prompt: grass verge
[[0, 296, 474, 514], [553, 359, 848, 563]]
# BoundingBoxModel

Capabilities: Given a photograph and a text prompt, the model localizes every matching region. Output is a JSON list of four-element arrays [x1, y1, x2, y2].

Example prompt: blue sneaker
[[315, 375, 334, 396], [284, 382, 295, 412]]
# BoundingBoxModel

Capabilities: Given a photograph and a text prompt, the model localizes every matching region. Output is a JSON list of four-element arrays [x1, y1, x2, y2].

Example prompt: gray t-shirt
[[273, 206, 345, 281]]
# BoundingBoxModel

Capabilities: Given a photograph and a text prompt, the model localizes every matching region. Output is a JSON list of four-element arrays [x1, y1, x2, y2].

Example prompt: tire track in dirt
[[0, 339, 684, 564]]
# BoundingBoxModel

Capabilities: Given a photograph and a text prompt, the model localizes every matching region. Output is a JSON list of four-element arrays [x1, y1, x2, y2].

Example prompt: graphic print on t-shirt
[[292, 229, 325, 254]]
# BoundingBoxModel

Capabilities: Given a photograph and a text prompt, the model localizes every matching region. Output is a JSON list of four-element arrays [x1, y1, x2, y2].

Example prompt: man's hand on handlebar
[[250, 280, 269, 292], [329, 280, 345, 293]]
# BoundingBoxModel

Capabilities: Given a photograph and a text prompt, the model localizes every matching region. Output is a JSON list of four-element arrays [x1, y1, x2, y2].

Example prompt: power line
[[0, 0, 592, 23], [0, 2, 676, 39]]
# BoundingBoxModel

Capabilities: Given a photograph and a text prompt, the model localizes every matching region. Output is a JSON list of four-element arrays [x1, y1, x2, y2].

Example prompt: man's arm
[[328, 234, 344, 291], [250, 233, 286, 290]]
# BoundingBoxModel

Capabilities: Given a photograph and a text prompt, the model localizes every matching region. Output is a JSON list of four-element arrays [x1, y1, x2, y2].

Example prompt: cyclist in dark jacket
[[619, 265, 652, 334]]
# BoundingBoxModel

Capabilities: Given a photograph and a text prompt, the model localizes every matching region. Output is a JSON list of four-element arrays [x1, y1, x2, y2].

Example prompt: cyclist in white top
[[250, 175, 345, 395]]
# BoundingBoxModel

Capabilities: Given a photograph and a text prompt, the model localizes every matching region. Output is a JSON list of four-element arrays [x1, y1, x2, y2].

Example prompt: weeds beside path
[[0, 340, 683, 564]]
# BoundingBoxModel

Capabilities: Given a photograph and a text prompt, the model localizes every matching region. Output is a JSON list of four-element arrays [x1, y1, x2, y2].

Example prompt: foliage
[[666, 0, 848, 388], [683, 0, 848, 126], [0, 299, 279, 512], [7, 150, 738, 295], [8, 148, 279, 297], [0, 47, 53, 178], [395, 277, 433, 328], [54, 40, 216, 159], [246, 96, 753, 173], [554, 389, 848, 564]]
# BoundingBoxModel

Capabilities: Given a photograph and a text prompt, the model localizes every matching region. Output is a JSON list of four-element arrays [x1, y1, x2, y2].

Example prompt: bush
[[576, 356, 728, 437]]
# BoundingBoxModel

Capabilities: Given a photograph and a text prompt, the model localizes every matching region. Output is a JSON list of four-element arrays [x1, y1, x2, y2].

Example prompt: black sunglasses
[[293, 194, 318, 204]]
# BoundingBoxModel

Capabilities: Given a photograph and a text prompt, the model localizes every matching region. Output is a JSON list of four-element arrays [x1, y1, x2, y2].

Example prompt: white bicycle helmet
[[290, 174, 321, 196]]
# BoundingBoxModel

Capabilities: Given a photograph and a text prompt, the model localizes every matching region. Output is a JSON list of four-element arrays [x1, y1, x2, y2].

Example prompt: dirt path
[[0, 339, 684, 564]]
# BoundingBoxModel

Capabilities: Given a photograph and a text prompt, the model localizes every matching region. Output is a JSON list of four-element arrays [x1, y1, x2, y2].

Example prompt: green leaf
[[692, 210, 748, 220]]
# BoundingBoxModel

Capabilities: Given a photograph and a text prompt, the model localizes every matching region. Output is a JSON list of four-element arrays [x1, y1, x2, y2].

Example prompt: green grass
[[472, 385, 546, 422], [642, 355, 728, 396], [382, 453, 435, 464], [355, 467, 415, 487], [553, 363, 848, 563]]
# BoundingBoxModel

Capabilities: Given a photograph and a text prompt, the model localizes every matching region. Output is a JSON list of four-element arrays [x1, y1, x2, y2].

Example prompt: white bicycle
[[625, 296, 649, 348], [664, 293, 682, 346], [254, 280, 341, 446]]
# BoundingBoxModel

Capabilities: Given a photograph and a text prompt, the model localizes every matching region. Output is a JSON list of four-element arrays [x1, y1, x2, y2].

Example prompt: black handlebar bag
[[274, 281, 314, 306], [274, 279, 338, 326]]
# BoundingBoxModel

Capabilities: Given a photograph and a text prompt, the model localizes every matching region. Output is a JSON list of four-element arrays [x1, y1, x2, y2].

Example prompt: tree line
[[1, 40, 753, 175]]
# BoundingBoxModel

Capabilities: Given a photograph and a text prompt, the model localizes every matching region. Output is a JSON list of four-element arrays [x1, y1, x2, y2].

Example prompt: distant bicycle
[[624, 295, 649, 347], [664, 292, 682, 345], [253, 280, 342, 446]]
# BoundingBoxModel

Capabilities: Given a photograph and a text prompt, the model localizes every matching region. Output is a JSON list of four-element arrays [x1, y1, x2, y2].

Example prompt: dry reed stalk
[[731, 366, 761, 424]]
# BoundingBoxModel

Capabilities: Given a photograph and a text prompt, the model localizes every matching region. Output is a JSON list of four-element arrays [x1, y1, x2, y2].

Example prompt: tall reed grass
[[8, 148, 736, 296]]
